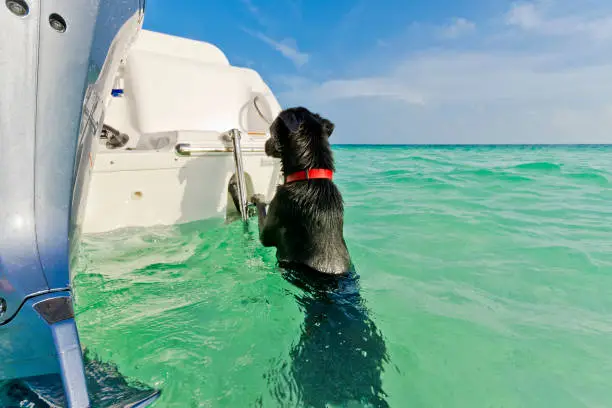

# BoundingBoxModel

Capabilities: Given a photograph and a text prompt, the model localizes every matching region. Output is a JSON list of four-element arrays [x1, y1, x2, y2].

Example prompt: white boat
[[77, 29, 282, 234], [0, 1, 281, 406]]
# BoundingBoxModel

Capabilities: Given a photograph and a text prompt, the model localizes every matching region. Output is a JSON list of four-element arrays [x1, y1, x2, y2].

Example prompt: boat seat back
[[124, 50, 253, 135]]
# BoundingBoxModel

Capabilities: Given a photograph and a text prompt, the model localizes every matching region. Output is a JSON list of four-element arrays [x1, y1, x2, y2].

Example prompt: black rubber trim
[[0, 287, 71, 327], [33, 296, 74, 324], [127, 390, 162, 408]]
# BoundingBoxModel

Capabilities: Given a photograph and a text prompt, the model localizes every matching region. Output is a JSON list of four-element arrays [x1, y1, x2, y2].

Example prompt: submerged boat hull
[[0, 0, 149, 404]]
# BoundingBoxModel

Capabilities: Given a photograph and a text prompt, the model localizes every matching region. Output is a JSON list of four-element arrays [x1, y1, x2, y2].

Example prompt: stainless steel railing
[[174, 144, 265, 155], [174, 129, 263, 221]]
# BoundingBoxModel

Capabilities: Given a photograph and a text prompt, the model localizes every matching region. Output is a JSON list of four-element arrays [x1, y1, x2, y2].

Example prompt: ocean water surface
[[3, 145, 612, 407]]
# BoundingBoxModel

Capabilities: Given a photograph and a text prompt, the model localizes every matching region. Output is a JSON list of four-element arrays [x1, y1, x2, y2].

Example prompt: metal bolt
[[49, 13, 66, 33], [5, 0, 29, 16], [0, 298, 6, 318]]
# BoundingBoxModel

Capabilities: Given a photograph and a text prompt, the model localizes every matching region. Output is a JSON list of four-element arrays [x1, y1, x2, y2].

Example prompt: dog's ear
[[278, 110, 300, 134], [312, 113, 335, 137], [320, 117, 335, 138]]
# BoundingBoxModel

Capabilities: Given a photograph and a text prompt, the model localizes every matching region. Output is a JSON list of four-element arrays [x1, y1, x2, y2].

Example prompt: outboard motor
[[0, 0, 155, 406]]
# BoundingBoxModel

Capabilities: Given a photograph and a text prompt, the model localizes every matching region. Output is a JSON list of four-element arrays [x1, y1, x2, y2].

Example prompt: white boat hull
[[78, 29, 283, 234], [82, 145, 281, 233]]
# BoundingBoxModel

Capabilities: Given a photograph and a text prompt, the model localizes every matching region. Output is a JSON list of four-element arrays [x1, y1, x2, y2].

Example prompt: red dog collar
[[285, 168, 333, 183]]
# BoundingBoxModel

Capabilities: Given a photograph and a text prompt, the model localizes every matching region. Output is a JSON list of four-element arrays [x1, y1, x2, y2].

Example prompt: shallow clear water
[[3, 145, 612, 407]]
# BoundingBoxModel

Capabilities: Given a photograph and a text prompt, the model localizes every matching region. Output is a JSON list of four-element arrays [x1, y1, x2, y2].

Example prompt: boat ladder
[[175, 129, 260, 221]]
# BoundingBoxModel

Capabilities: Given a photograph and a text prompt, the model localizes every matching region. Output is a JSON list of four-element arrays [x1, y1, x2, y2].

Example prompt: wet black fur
[[252, 106, 351, 275], [252, 107, 390, 407]]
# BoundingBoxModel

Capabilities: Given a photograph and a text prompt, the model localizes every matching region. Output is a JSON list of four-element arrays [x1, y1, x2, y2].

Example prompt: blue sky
[[143, 0, 612, 144]]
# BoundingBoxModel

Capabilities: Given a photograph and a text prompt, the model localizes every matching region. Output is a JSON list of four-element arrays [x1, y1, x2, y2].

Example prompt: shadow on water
[[2, 349, 159, 408], [267, 264, 390, 408]]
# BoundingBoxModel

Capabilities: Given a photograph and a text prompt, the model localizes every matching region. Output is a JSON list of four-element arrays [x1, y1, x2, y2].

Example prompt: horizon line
[[331, 143, 612, 147]]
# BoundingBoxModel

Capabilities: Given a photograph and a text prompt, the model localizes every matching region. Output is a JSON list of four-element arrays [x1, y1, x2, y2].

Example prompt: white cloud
[[506, 3, 542, 29], [277, 0, 612, 144], [241, 0, 271, 28], [247, 30, 309, 68], [440, 17, 476, 39], [241, 0, 259, 16], [505, 0, 612, 40], [277, 75, 425, 105]]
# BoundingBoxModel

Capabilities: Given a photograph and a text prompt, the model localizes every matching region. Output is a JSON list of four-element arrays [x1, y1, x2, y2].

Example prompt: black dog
[[251, 107, 390, 407], [251, 107, 351, 275]]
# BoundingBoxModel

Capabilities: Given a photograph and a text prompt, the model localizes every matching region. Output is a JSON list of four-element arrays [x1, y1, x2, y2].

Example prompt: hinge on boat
[[101, 124, 129, 149]]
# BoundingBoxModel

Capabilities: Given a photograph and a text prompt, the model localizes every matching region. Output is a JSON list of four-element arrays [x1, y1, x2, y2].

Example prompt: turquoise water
[[4, 145, 612, 407]]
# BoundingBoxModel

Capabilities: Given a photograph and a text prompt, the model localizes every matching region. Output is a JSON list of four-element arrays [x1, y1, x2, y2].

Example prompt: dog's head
[[265, 107, 335, 161]]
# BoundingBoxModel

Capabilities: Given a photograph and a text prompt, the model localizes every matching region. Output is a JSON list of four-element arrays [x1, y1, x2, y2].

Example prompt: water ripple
[[4, 146, 612, 407]]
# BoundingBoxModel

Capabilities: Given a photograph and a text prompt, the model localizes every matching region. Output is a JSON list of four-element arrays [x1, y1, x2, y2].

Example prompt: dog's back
[[274, 179, 351, 275]]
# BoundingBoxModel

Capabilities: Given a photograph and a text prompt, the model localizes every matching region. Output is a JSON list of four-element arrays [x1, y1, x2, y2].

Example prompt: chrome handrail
[[174, 143, 264, 156], [175, 129, 264, 221]]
